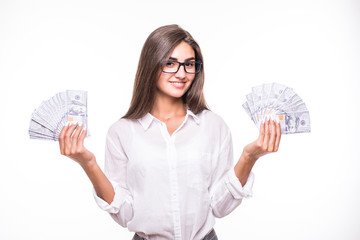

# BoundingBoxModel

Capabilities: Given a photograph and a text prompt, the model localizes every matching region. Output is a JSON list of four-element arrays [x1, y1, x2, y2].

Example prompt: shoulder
[[197, 109, 231, 136], [198, 109, 228, 127], [107, 117, 135, 140]]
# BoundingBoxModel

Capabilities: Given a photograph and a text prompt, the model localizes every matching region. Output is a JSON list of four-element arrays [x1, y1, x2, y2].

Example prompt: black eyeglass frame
[[161, 60, 202, 74]]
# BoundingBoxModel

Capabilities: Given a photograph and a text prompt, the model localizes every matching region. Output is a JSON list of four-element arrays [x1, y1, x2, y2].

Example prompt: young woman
[[59, 24, 281, 240]]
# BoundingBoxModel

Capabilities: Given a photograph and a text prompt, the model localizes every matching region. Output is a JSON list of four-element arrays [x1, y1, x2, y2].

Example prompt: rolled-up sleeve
[[209, 130, 255, 218], [92, 122, 134, 227]]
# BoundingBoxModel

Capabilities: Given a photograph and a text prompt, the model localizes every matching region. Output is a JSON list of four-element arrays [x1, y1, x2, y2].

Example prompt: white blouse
[[93, 109, 255, 240]]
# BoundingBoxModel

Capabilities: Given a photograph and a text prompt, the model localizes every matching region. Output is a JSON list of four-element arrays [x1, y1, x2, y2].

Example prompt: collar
[[138, 108, 200, 130]]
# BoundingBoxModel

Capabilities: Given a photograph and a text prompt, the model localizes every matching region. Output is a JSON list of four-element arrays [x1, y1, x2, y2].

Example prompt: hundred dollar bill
[[31, 105, 56, 131], [280, 101, 308, 113], [276, 111, 311, 134], [29, 90, 88, 141], [266, 83, 287, 110], [242, 83, 311, 135], [272, 87, 295, 110], [260, 83, 272, 117], [66, 90, 88, 127], [29, 118, 56, 139], [242, 102, 255, 123], [277, 93, 303, 111], [246, 93, 257, 123], [252, 85, 263, 124]]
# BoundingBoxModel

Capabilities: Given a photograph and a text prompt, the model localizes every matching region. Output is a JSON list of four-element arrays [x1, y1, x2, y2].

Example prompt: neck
[[151, 94, 186, 120]]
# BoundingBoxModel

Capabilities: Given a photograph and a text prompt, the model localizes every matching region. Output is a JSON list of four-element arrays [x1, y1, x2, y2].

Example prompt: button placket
[[170, 142, 182, 239], [160, 122, 182, 240]]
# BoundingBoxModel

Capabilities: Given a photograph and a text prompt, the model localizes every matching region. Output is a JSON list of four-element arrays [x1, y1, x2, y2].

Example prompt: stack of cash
[[29, 90, 88, 141], [242, 83, 311, 134]]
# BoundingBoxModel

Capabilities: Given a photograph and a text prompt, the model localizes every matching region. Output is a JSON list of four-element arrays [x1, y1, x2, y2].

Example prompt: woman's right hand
[[59, 122, 95, 167]]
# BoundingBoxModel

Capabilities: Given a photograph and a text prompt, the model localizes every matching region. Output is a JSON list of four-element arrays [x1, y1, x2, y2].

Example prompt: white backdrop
[[1, 0, 360, 239]]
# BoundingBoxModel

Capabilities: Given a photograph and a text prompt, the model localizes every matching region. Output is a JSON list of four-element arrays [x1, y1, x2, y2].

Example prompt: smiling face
[[156, 41, 196, 100]]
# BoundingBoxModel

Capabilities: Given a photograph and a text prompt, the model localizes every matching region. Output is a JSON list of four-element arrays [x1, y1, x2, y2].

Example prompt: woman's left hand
[[244, 117, 282, 161]]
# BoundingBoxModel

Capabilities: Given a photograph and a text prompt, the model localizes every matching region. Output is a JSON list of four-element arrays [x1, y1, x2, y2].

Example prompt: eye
[[185, 61, 195, 67], [165, 61, 176, 67]]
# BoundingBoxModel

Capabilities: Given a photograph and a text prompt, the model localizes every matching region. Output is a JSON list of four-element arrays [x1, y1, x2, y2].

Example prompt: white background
[[1, 0, 360, 239]]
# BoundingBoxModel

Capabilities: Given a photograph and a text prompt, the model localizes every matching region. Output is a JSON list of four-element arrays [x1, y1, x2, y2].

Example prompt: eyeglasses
[[161, 60, 202, 74]]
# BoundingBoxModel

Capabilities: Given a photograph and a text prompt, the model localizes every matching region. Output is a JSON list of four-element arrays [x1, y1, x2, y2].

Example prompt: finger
[[274, 121, 282, 152], [263, 117, 270, 150], [268, 119, 277, 151], [64, 123, 77, 155], [59, 122, 68, 154], [78, 127, 87, 148], [71, 123, 83, 152], [258, 119, 266, 144]]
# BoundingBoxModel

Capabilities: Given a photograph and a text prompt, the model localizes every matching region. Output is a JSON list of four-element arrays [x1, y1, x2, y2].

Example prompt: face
[[288, 117, 296, 133], [156, 41, 196, 100]]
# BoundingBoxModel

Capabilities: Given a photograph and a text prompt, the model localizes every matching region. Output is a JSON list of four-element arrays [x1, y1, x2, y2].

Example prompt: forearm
[[80, 158, 115, 205], [234, 149, 257, 186], [234, 119, 282, 185], [58, 124, 115, 205]]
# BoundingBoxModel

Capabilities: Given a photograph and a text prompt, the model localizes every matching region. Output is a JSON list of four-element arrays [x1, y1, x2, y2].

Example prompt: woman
[[59, 24, 281, 240]]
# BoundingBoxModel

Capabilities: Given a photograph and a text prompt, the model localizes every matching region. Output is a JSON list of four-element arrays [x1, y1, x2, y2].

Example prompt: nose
[[175, 65, 186, 79]]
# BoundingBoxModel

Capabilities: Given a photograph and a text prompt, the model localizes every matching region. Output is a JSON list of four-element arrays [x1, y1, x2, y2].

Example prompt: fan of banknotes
[[29, 90, 88, 141], [242, 83, 311, 134]]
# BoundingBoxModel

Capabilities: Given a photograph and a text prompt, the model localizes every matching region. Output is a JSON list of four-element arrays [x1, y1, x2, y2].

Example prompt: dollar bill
[[246, 93, 257, 123], [252, 85, 263, 124], [66, 90, 88, 128], [277, 111, 311, 134], [243, 83, 311, 134], [266, 83, 287, 111], [260, 83, 272, 117], [29, 90, 88, 141]]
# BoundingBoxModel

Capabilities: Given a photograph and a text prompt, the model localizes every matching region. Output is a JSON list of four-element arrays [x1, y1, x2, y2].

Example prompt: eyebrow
[[169, 57, 196, 61]]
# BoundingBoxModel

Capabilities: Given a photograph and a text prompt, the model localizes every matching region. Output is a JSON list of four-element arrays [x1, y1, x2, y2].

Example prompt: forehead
[[169, 41, 195, 60]]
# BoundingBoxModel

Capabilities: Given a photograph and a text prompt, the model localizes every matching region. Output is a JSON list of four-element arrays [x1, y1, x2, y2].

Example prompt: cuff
[[92, 180, 133, 214], [225, 169, 254, 199]]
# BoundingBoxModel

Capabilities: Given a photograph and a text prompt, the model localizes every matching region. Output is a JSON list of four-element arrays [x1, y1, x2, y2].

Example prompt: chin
[[169, 91, 187, 99]]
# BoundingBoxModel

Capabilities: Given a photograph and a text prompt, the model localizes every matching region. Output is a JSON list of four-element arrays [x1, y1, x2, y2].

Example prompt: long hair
[[122, 24, 209, 119]]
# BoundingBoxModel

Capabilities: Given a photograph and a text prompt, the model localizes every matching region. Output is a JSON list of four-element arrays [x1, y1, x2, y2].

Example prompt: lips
[[169, 81, 186, 88]]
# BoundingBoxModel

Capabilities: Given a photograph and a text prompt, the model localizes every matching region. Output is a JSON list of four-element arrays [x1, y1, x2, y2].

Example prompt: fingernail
[[78, 122, 83, 127]]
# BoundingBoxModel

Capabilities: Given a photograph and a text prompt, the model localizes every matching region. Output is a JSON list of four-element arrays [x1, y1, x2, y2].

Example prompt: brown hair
[[122, 24, 209, 119]]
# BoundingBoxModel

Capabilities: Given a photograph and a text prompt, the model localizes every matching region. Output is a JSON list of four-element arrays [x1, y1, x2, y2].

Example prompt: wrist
[[234, 150, 257, 185], [242, 147, 259, 164], [80, 155, 97, 171]]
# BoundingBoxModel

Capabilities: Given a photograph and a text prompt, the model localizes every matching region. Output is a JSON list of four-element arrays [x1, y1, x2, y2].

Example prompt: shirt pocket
[[184, 151, 213, 193]]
